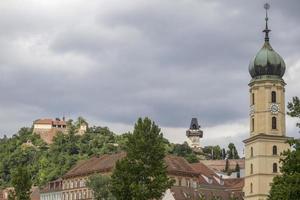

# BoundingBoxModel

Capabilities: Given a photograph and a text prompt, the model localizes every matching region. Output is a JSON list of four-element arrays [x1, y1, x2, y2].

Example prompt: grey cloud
[[0, 0, 299, 137]]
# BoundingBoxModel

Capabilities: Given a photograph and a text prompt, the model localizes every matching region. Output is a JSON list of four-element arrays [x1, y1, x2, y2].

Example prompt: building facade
[[40, 179, 63, 200], [243, 4, 291, 200], [60, 152, 243, 200]]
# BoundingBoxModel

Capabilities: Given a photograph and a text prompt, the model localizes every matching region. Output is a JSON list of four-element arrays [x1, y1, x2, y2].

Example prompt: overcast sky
[[0, 0, 299, 154]]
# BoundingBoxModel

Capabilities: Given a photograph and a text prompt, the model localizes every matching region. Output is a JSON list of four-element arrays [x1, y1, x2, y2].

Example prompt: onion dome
[[249, 3, 286, 79]]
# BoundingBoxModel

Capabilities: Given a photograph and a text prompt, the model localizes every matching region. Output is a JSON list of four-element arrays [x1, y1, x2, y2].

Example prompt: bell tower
[[243, 4, 291, 200]]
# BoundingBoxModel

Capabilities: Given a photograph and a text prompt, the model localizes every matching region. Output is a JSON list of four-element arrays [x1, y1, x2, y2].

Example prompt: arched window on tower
[[252, 93, 255, 105], [251, 147, 253, 157], [251, 118, 255, 132], [192, 124, 197, 129], [273, 145, 277, 155], [273, 163, 278, 173], [250, 164, 253, 174], [271, 91, 276, 103], [272, 117, 277, 130], [250, 183, 253, 193]]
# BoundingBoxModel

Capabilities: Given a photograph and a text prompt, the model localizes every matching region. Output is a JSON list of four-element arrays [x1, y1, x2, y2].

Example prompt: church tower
[[243, 4, 291, 200]]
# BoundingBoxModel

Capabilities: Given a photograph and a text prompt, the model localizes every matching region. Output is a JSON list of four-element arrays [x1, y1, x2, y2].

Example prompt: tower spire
[[263, 3, 271, 42]]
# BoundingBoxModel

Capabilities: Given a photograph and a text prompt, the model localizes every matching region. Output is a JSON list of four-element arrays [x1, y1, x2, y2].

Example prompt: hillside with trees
[[0, 118, 125, 188], [0, 117, 241, 189]]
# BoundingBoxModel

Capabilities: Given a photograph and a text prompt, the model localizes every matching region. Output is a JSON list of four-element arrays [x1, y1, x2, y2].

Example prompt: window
[[251, 118, 255, 132], [187, 179, 190, 187], [252, 93, 255, 105], [271, 91, 276, 103], [250, 183, 253, 193], [273, 163, 278, 173], [251, 147, 253, 157], [250, 164, 253, 174], [178, 178, 182, 186], [273, 145, 277, 155], [272, 117, 277, 130]]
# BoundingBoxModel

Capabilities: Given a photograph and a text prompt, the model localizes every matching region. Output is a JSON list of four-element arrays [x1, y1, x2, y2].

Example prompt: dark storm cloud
[[0, 0, 299, 136]]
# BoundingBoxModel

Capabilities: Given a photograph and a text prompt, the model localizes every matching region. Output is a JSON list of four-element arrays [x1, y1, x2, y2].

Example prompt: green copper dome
[[249, 3, 286, 79], [249, 41, 286, 78]]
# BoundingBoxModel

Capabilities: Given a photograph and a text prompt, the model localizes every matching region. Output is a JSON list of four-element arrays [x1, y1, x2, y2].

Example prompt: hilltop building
[[186, 118, 203, 149], [33, 118, 88, 144], [243, 4, 291, 200], [33, 118, 68, 144]]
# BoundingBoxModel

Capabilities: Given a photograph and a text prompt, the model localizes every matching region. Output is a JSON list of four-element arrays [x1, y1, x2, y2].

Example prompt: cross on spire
[[263, 3, 271, 42]]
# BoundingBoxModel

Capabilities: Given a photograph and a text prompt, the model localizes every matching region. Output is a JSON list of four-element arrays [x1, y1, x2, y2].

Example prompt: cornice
[[243, 134, 292, 144]]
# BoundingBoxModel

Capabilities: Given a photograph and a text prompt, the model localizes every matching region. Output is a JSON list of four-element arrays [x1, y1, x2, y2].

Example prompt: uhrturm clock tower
[[243, 4, 291, 200]]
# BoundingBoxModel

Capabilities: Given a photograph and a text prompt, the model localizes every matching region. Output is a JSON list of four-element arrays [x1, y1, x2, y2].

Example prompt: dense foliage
[[86, 174, 115, 200], [202, 145, 223, 160], [8, 166, 32, 200], [268, 139, 300, 199], [0, 118, 123, 188], [169, 142, 199, 163], [111, 118, 174, 200], [268, 97, 300, 200]]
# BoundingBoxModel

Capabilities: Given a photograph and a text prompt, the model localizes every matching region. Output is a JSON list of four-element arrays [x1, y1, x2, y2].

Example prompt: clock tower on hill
[[186, 118, 203, 150], [243, 4, 291, 200]]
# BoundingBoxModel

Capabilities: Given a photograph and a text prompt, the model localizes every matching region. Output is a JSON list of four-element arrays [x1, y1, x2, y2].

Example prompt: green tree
[[86, 174, 115, 200], [268, 96, 300, 199], [111, 118, 174, 200], [224, 159, 230, 173], [202, 145, 222, 160], [227, 143, 240, 159], [235, 163, 240, 178], [268, 139, 300, 199], [287, 96, 300, 129], [169, 142, 199, 163], [9, 166, 32, 200]]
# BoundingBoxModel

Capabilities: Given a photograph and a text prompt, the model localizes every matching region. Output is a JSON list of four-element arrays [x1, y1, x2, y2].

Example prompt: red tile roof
[[224, 178, 244, 189], [63, 153, 200, 179], [170, 186, 243, 200], [190, 162, 218, 178], [63, 152, 126, 178], [165, 155, 199, 177], [34, 118, 66, 126], [201, 159, 245, 172]]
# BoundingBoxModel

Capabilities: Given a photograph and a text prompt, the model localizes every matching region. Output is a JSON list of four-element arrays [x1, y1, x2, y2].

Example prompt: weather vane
[[263, 3, 271, 42]]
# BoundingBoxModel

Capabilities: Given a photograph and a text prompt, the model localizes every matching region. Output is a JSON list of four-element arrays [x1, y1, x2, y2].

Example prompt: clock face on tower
[[270, 103, 279, 114]]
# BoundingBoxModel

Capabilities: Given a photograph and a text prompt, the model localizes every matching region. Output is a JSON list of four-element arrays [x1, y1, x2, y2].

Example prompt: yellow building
[[243, 4, 291, 200]]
